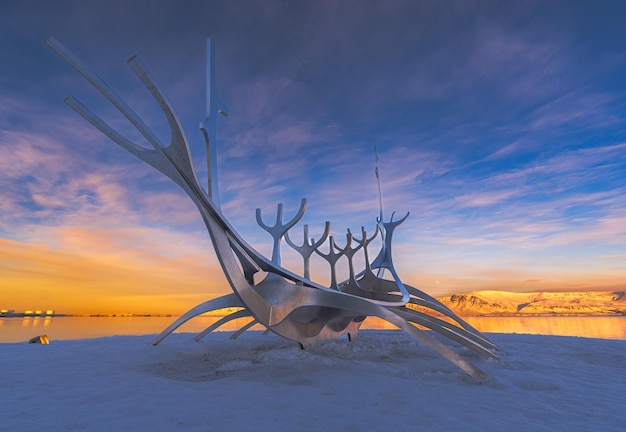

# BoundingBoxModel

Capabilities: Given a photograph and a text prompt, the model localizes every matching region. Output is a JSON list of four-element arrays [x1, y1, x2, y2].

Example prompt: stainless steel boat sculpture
[[47, 37, 498, 378]]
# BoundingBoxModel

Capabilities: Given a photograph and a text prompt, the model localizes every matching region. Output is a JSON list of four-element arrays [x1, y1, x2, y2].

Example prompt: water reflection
[[0, 315, 625, 343], [464, 316, 626, 340]]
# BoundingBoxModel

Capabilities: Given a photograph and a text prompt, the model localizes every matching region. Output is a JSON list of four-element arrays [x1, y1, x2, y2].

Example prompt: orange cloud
[[0, 230, 230, 315]]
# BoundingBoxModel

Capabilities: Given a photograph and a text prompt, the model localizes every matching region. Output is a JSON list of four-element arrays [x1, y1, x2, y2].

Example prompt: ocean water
[[1, 315, 625, 343]]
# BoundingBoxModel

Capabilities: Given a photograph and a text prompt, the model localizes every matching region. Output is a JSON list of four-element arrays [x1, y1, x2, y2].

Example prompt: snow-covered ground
[[1, 331, 624, 431]]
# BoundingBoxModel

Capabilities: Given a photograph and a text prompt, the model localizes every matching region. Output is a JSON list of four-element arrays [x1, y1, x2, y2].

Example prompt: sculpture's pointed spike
[[303, 224, 309, 243], [276, 203, 284, 226]]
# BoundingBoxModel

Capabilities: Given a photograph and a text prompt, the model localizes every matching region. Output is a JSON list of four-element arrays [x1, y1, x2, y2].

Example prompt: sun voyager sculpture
[[47, 37, 498, 378]]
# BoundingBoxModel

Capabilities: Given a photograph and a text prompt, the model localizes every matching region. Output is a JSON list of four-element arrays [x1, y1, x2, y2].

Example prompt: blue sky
[[1, 1, 626, 313]]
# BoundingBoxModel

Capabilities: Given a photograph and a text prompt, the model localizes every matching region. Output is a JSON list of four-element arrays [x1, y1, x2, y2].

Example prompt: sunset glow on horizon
[[1, 1, 626, 315]]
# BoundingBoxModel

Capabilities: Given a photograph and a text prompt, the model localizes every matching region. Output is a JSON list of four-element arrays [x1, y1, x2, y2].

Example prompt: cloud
[[0, 91, 228, 314], [0, 228, 228, 315], [529, 91, 619, 132], [455, 190, 520, 208]]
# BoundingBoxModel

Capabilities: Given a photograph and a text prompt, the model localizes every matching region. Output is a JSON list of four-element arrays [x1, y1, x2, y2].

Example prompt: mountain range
[[435, 290, 626, 316]]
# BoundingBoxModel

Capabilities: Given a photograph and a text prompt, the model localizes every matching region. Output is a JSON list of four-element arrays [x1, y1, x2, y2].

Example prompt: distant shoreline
[[0, 313, 171, 318], [2, 312, 624, 318], [4, 290, 623, 319]]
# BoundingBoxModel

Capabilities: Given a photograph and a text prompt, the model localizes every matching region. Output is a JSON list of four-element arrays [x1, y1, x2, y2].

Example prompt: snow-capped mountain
[[437, 290, 626, 316]]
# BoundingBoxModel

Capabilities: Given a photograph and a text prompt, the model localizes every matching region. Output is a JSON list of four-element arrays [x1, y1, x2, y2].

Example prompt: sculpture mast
[[374, 145, 384, 222], [200, 37, 228, 209]]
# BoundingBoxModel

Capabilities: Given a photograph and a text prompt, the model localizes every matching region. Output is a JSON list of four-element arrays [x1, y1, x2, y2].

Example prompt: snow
[[1, 331, 624, 431]]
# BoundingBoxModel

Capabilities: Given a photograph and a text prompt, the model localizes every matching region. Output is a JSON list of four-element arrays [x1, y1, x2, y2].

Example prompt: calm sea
[[1, 315, 625, 343]]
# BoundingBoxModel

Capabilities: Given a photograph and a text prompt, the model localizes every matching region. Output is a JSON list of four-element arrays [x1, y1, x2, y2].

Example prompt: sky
[[1, 0, 626, 315]]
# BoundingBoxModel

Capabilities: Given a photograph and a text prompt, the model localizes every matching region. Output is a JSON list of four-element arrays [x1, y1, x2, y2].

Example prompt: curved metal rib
[[391, 307, 497, 358], [194, 309, 253, 341], [151, 294, 242, 345], [230, 319, 259, 339], [404, 285, 496, 347], [127, 56, 201, 184], [46, 38, 164, 149]]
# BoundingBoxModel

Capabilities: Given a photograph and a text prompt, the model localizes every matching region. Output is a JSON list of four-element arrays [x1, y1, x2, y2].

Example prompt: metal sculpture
[[47, 37, 498, 378]]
